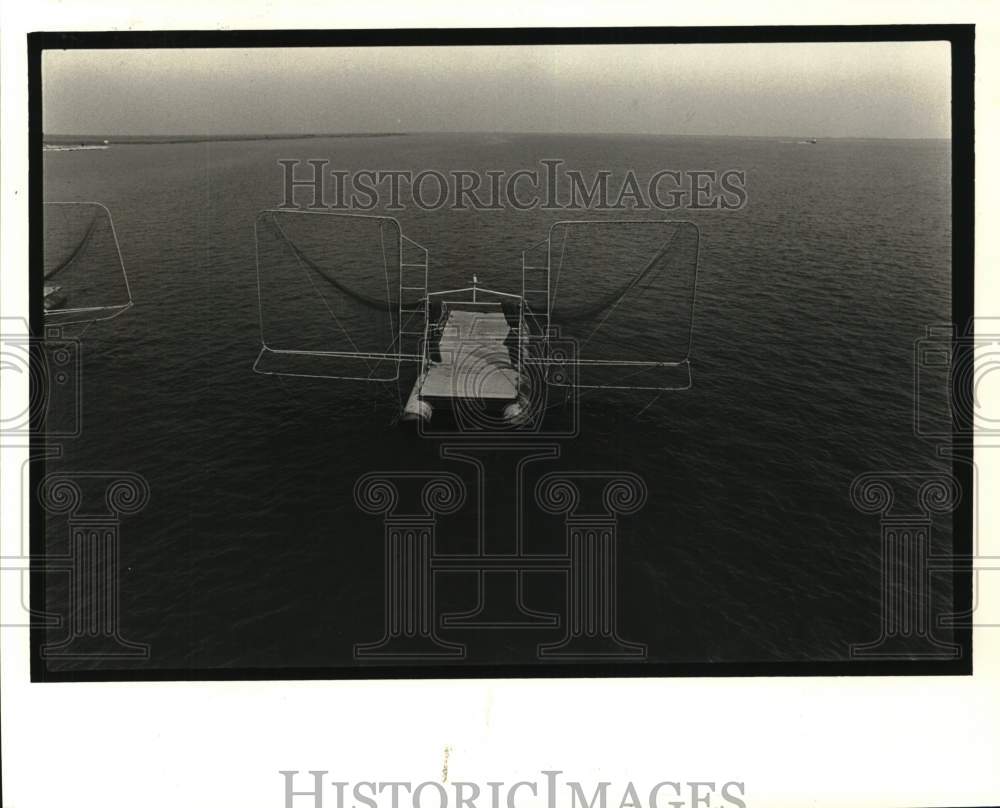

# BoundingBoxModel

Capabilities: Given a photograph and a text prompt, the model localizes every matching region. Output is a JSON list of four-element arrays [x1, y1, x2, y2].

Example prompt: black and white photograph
[[2, 6, 998, 808], [28, 31, 970, 678]]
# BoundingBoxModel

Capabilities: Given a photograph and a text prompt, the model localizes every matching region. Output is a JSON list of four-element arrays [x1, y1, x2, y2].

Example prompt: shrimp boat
[[253, 211, 699, 431], [44, 283, 66, 311], [400, 276, 532, 426]]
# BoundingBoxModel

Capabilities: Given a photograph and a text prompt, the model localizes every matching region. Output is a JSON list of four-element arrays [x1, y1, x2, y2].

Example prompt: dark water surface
[[41, 133, 954, 671]]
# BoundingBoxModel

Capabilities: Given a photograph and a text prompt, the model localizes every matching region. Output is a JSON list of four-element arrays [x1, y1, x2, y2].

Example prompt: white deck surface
[[420, 306, 518, 400]]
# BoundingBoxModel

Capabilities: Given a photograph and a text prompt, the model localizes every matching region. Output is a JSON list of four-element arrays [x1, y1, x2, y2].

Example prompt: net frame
[[252, 209, 428, 384], [42, 202, 133, 326], [529, 219, 700, 391]]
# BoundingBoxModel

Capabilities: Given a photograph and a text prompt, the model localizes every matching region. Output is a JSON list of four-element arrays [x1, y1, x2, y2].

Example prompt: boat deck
[[419, 304, 518, 401]]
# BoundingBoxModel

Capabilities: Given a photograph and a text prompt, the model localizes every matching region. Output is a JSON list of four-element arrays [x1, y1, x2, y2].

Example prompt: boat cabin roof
[[419, 302, 518, 401]]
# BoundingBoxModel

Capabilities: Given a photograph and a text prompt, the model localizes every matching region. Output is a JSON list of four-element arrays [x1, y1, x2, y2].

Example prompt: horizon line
[[43, 130, 951, 142]]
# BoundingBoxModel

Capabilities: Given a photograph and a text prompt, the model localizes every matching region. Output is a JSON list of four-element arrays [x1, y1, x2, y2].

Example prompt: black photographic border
[[27, 24, 975, 682]]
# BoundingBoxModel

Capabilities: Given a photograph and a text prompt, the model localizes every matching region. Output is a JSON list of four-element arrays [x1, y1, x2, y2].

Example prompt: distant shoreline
[[43, 132, 408, 146], [42, 131, 949, 147]]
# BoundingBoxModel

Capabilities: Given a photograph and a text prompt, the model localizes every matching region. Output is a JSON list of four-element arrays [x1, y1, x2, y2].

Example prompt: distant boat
[[43, 284, 65, 311], [798, 138, 818, 145]]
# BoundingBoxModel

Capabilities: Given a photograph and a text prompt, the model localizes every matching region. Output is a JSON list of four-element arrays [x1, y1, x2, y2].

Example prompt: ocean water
[[40, 133, 954, 671]]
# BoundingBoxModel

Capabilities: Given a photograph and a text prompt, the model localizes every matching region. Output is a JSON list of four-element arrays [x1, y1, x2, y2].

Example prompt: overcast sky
[[43, 43, 951, 138]]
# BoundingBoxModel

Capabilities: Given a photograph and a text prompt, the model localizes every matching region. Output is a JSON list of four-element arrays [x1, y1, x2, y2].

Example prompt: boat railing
[[521, 236, 550, 338]]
